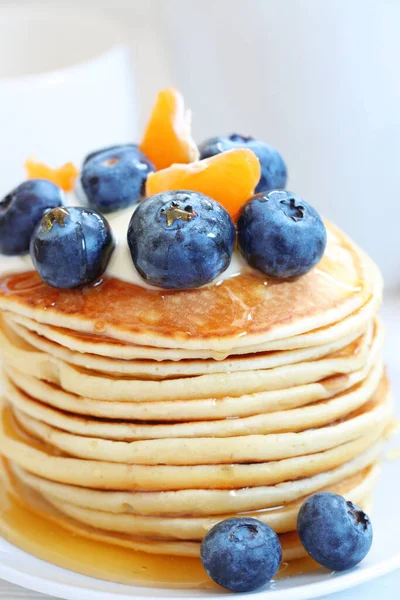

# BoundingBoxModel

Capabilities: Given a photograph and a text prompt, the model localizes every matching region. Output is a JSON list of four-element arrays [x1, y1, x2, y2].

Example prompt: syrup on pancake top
[[0, 88, 389, 593]]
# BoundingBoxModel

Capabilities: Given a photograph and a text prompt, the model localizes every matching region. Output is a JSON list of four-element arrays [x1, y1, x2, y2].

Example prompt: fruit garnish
[[30, 206, 114, 289], [200, 517, 282, 592], [140, 88, 199, 170], [128, 191, 235, 289], [199, 133, 287, 193], [297, 492, 373, 571], [145, 148, 261, 220], [25, 158, 78, 192], [237, 190, 326, 278], [0, 180, 65, 255], [80, 145, 155, 213]]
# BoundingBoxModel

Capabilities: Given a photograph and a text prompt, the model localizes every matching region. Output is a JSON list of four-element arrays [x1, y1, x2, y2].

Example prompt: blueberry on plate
[[297, 492, 373, 571], [199, 134, 287, 193], [80, 144, 155, 213], [0, 179, 65, 255], [128, 191, 235, 290], [237, 190, 327, 278], [200, 517, 282, 593], [30, 206, 114, 288]]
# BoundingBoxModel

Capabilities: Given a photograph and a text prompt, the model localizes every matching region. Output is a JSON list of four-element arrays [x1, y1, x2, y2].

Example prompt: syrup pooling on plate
[[0, 455, 320, 589], [0, 456, 213, 589]]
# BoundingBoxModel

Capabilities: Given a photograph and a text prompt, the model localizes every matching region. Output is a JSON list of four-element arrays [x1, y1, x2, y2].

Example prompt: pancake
[[12, 442, 383, 516], [2, 456, 375, 559], [21, 506, 369, 560], [3, 290, 379, 360], [0, 320, 377, 402], [4, 360, 383, 440], [0, 225, 382, 351], [4, 316, 369, 377], [33, 466, 380, 539], [11, 378, 390, 465], [4, 362, 376, 422], [0, 375, 391, 490], [37, 500, 371, 560]]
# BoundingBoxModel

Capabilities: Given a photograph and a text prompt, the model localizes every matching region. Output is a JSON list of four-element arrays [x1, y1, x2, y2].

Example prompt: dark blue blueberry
[[237, 190, 327, 278], [82, 144, 137, 166], [199, 134, 287, 193], [200, 517, 282, 593], [80, 145, 155, 213], [30, 206, 114, 288], [297, 492, 373, 571], [0, 179, 64, 255], [128, 191, 235, 290]]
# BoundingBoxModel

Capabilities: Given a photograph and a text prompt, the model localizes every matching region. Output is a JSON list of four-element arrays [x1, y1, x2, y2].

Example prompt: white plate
[[0, 312, 399, 600], [0, 447, 398, 600]]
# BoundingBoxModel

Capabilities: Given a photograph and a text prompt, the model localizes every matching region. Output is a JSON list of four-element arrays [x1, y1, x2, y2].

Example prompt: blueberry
[[80, 145, 155, 213], [297, 492, 373, 571], [199, 134, 287, 193], [82, 144, 137, 166], [128, 191, 235, 290], [200, 518, 282, 592], [30, 206, 114, 288], [0, 179, 64, 255], [237, 190, 327, 278]]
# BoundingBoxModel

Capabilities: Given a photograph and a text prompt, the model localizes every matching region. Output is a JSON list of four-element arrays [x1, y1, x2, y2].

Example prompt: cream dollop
[[0, 192, 249, 289]]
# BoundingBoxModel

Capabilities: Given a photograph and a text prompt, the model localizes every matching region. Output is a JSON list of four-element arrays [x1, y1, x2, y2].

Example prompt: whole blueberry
[[80, 145, 155, 213], [0, 179, 64, 255], [200, 518, 282, 592], [30, 206, 114, 288], [199, 134, 287, 193], [237, 190, 327, 278], [128, 191, 235, 290], [297, 493, 373, 571]]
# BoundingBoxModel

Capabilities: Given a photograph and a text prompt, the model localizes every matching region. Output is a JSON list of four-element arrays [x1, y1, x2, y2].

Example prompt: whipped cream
[[0, 191, 249, 289]]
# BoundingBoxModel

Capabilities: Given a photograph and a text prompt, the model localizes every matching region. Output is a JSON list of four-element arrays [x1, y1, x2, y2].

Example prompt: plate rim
[[0, 544, 399, 600]]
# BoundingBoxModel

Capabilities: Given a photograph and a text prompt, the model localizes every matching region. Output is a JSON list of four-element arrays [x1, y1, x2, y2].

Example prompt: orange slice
[[146, 148, 261, 220], [25, 159, 79, 192], [140, 88, 199, 170]]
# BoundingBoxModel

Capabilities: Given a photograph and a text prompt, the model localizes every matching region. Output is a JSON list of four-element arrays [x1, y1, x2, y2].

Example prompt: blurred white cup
[[0, 4, 137, 195]]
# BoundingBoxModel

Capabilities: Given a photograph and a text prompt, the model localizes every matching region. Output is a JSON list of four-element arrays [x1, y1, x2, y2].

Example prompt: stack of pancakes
[[0, 223, 392, 562]]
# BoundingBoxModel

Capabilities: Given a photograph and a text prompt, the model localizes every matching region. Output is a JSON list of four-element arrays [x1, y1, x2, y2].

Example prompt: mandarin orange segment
[[140, 88, 199, 170], [25, 159, 79, 192], [145, 148, 261, 220]]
